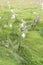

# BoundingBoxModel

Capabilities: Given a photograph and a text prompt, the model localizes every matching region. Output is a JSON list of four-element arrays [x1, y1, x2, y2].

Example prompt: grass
[[0, 1, 43, 65]]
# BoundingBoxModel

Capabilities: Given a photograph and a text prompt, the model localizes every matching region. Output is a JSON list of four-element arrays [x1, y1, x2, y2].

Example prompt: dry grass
[[0, 0, 43, 5]]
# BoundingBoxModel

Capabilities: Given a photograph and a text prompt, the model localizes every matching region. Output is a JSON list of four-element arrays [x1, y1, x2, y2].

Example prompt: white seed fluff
[[22, 33, 26, 38], [20, 19, 26, 29], [41, 3, 43, 10], [4, 24, 7, 28], [41, 3, 43, 6], [11, 14, 16, 19], [20, 23, 25, 28], [33, 12, 37, 14], [9, 23, 12, 28], [10, 9, 14, 13]]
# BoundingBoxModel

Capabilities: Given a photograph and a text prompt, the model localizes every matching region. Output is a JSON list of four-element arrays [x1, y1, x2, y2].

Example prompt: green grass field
[[0, 0, 43, 65]]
